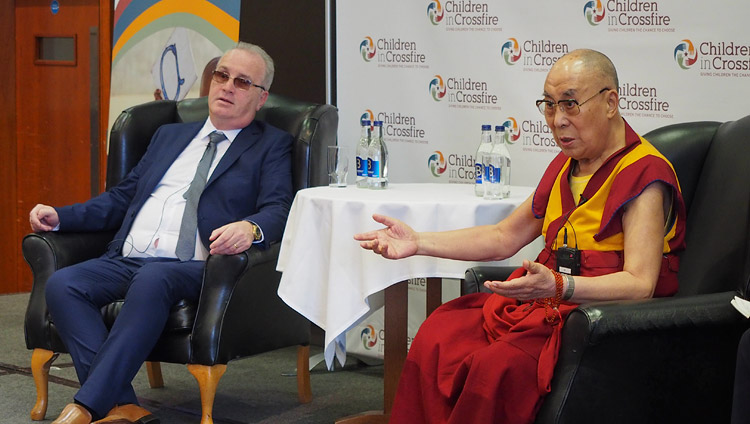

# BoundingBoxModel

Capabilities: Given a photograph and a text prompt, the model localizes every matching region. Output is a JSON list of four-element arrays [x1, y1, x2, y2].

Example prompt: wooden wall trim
[[99, 0, 111, 192], [1, 0, 19, 293]]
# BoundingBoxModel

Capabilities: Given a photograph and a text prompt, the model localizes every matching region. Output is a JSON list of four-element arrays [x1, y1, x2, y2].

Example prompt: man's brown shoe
[[93, 404, 159, 424], [51, 403, 92, 424]]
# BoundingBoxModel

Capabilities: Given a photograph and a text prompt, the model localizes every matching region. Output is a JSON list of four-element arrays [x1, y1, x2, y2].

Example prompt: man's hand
[[483, 260, 556, 301], [208, 221, 255, 255], [29, 204, 60, 232], [354, 214, 419, 260]]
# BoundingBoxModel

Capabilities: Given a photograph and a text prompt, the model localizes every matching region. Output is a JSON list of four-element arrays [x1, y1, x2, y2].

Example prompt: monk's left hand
[[208, 221, 255, 255], [483, 260, 557, 301]]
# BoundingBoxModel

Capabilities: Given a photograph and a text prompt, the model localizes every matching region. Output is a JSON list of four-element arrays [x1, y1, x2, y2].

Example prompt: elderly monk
[[354, 49, 686, 424]]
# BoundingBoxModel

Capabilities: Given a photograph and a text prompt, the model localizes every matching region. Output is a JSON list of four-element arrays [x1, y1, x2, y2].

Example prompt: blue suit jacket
[[56, 119, 294, 256]]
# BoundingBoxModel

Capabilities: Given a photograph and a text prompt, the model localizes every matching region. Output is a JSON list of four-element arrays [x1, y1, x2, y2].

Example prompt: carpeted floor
[[0, 292, 383, 423]]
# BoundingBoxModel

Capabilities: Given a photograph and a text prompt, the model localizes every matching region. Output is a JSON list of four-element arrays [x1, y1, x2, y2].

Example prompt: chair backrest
[[107, 93, 338, 192], [643, 121, 718, 214], [645, 117, 750, 296]]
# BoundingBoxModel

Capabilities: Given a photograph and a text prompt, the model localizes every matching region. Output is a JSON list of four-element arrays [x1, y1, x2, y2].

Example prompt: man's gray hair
[[232, 41, 275, 90]]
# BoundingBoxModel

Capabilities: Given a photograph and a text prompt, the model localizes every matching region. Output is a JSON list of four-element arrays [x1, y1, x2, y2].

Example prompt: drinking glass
[[328, 146, 349, 187]]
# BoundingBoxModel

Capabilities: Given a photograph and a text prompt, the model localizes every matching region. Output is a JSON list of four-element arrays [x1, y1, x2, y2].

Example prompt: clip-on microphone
[[557, 227, 581, 275]]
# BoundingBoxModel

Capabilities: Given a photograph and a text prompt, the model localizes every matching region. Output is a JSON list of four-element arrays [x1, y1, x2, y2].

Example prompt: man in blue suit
[[28, 42, 293, 424]]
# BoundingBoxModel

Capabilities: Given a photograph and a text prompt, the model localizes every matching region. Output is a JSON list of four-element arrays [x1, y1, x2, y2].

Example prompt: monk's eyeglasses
[[535, 87, 610, 117]]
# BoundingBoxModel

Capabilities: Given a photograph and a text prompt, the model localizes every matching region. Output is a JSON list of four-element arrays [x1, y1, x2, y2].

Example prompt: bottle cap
[[362, 119, 371, 126], [495, 125, 505, 132], [373, 121, 383, 126], [481, 124, 492, 131]]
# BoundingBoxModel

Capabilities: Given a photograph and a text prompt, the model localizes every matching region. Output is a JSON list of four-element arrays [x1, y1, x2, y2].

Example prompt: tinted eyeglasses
[[535, 87, 610, 117], [211, 70, 266, 92]]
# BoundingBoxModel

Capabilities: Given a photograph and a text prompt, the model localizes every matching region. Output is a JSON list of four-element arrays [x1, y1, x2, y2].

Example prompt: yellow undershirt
[[569, 173, 592, 206]]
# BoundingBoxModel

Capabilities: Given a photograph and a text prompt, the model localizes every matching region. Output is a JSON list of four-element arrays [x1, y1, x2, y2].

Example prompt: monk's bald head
[[550, 49, 619, 90]]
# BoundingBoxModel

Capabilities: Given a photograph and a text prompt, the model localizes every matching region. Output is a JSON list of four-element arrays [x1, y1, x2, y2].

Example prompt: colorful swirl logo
[[501, 38, 522, 65], [502, 117, 521, 145], [427, 151, 447, 177], [429, 75, 447, 101], [360, 36, 376, 62], [583, 0, 606, 26], [674, 39, 698, 69], [360, 325, 378, 349], [360, 109, 375, 126], [427, 0, 444, 25]]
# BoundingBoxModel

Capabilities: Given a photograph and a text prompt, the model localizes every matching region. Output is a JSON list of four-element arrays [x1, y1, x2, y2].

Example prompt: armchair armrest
[[22, 231, 115, 350], [23, 231, 115, 274], [463, 265, 519, 295], [190, 243, 309, 364], [536, 290, 749, 423], [563, 290, 742, 343]]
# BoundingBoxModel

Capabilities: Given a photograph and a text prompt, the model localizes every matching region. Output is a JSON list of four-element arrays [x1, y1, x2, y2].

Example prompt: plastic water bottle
[[368, 121, 388, 189], [474, 124, 493, 196], [493, 125, 512, 198], [356, 120, 371, 188]]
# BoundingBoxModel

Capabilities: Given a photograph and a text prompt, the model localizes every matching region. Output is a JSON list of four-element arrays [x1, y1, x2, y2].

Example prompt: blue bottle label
[[370, 159, 380, 178], [486, 165, 501, 183], [357, 156, 365, 177], [475, 162, 483, 184]]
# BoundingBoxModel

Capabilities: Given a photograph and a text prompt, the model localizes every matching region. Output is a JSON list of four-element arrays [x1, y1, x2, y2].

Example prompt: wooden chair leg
[[30, 348, 59, 421], [187, 364, 226, 424], [146, 361, 164, 388], [297, 345, 312, 403]]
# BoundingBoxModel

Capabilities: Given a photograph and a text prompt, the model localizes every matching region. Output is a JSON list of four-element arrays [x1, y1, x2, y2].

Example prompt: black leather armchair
[[464, 116, 750, 423], [23, 93, 338, 422]]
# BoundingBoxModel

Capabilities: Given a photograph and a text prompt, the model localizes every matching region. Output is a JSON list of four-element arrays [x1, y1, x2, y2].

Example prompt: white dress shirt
[[123, 119, 240, 260]]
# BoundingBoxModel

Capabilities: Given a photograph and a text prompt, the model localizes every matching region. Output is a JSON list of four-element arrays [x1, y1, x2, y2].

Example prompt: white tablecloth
[[276, 183, 534, 368]]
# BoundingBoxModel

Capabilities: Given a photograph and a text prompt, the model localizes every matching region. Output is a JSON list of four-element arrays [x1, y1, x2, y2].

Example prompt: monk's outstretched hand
[[354, 214, 418, 260], [483, 260, 557, 301]]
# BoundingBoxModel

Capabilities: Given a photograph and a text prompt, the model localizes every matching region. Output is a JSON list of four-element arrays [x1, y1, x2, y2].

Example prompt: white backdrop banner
[[337, 0, 750, 188], [336, 0, 750, 359]]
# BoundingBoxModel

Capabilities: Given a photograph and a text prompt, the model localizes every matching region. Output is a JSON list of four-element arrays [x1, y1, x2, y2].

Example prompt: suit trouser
[[45, 256, 204, 418]]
